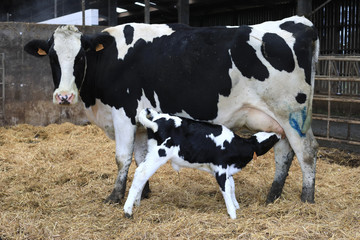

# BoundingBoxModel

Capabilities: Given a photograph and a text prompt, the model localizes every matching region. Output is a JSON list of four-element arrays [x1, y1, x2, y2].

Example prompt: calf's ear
[[24, 40, 49, 57], [83, 33, 115, 52]]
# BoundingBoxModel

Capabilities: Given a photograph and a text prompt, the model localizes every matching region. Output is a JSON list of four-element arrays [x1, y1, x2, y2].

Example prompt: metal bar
[[315, 76, 360, 82], [310, 0, 332, 16], [318, 56, 360, 61], [313, 115, 360, 124], [313, 96, 360, 103], [326, 63, 331, 138], [315, 136, 360, 146]]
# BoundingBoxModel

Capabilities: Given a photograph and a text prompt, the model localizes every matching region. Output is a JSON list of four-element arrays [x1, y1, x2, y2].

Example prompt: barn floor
[[0, 123, 359, 240]]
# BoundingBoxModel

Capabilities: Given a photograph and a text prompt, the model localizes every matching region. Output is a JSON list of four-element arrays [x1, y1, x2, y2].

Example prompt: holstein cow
[[24, 15, 319, 204], [124, 108, 281, 219]]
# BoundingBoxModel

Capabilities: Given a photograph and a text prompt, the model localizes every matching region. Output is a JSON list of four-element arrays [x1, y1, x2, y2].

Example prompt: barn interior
[[0, 0, 359, 147], [0, 1, 359, 239]]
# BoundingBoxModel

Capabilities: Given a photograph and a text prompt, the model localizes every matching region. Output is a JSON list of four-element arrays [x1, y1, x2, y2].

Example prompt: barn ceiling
[[0, 0, 295, 24], [115, 0, 294, 23]]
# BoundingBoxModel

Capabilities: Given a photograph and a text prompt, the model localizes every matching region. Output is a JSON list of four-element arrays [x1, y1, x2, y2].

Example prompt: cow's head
[[24, 25, 114, 105]]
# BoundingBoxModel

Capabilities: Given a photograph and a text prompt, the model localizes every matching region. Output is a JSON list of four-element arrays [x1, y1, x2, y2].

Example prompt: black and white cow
[[124, 108, 281, 219], [24, 15, 319, 204]]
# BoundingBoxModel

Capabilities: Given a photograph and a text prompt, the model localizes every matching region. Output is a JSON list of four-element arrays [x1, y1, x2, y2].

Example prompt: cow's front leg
[[105, 108, 136, 204], [134, 128, 151, 199], [266, 138, 295, 204]]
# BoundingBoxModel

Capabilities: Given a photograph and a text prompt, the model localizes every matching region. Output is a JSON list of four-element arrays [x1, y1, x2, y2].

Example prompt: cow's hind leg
[[294, 128, 318, 203], [134, 129, 151, 199], [274, 125, 318, 203], [267, 138, 295, 204]]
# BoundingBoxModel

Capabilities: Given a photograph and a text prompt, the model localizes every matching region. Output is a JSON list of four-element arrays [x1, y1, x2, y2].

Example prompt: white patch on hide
[[206, 126, 234, 150]]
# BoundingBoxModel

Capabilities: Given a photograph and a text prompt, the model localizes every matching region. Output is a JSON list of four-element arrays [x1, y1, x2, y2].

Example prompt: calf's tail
[[138, 108, 159, 132], [253, 132, 281, 156]]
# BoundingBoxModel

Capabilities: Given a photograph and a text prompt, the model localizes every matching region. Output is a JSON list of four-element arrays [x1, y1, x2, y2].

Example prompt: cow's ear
[[24, 40, 49, 57], [84, 33, 115, 52]]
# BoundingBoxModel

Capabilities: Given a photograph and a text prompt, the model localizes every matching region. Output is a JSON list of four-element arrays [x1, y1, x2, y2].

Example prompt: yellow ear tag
[[253, 152, 257, 161], [96, 43, 104, 52], [37, 48, 47, 56]]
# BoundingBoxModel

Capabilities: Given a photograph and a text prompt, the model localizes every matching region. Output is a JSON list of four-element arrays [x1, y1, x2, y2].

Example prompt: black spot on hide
[[230, 26, 269, 81], [295, 92, 307, 104], [280, 21, 318, 85], [261, 33, 295, 72], [124, 25, 134, 45], [158, 149, 166, 157]]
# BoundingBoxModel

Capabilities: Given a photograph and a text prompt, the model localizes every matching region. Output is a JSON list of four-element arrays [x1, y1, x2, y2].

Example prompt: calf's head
[[24, 25, 114, 105]]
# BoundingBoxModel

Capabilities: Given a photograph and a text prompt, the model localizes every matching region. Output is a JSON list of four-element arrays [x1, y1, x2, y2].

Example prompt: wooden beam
[[145, 0, 150, 23], [108, 0, 117, 26], [177, 0, 189, 25], [297, 0, 312, 17]]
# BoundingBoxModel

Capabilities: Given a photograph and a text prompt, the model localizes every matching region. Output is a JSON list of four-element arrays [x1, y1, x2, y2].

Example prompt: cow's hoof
[[266, 181, 283, 204], [104, 191, 122, 204], [124, 213, 133, 219], [301, 186, 315, 203]]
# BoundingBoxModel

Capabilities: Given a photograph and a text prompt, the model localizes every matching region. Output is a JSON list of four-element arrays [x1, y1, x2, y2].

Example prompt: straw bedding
[[0, 123, 359, 239]]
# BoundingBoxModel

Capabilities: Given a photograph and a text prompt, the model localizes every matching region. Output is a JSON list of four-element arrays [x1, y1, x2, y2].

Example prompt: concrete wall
[[0, 22, 105, 126]]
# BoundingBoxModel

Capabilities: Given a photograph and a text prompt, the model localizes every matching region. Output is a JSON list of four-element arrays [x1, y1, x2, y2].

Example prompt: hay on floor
[[0, 123, 359, 239]]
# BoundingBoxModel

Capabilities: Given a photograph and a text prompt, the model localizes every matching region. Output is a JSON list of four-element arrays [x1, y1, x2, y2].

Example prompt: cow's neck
[[79, 52, 97, 108]]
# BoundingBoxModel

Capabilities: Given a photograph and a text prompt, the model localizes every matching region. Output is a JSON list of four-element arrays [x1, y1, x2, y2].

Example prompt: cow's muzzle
[[55, 93, 75, 105]]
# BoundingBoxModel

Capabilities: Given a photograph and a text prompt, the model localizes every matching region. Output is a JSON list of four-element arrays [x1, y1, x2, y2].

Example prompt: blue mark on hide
[[289, 107, 307, 137]]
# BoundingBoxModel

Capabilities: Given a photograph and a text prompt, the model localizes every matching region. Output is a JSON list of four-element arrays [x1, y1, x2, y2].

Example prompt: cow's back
[[96, 16, 318, 133]]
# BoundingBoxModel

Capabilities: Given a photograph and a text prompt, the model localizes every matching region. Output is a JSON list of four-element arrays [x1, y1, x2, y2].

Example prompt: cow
[[123, 108, 281, 219], [24, 15, 319, 205]]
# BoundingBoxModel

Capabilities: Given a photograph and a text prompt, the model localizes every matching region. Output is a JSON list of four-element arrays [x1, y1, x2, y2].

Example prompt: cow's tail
[[302, 36, 320, 135], [139, 108, 159, 132]]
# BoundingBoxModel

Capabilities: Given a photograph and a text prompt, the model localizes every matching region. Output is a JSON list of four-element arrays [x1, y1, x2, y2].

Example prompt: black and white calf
[[124, 109, 281, 219]]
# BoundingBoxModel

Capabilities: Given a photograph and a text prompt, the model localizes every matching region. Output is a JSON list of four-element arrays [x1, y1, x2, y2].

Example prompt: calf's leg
[[124, 152, 168, 218], [229, 176, 239, 209], [215, 173, 237, 219]]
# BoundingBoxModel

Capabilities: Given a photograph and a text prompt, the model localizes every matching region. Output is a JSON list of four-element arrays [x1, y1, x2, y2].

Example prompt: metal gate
[[313, 55, 360, 145], [0, 53, 4, 121]]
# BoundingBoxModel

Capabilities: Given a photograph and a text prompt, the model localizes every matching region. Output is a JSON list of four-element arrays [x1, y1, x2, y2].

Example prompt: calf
[[124, 108, 281, 219]]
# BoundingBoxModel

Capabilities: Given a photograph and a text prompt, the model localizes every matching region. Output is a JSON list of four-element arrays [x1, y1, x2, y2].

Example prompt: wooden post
[[82, 0, 85, 26], [145, 0, 150, 24], [297, 0, 312, 18], [177, 0, 189, 25], [108, 0, 117, 26]]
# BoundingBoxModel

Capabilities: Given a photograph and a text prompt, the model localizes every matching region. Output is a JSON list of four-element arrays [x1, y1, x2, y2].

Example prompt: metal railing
[[313, 55, 360, 145]]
